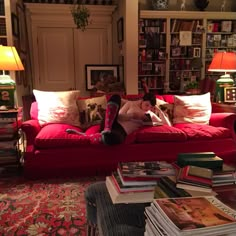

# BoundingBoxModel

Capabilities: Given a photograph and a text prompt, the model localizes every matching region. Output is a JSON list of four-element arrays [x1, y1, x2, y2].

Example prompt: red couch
[[21, 94, 236, 179]]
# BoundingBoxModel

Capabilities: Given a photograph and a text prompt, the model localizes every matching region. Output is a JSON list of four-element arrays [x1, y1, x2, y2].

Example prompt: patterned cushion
[[173, 92, 212, 124], [77, 95, 107, 129], [33, 90, 81, 126]]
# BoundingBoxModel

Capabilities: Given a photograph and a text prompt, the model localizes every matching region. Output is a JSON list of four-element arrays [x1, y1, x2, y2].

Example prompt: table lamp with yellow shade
[[208, 51, 236, 103], [0, 45, 24, 108]]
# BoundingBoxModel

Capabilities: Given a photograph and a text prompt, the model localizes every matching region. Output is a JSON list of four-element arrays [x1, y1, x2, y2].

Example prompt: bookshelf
[[0, 0, 12, 46], [138, 18, 167, 93], [139, 11, 236, 94], [205, 19, 236, 81]]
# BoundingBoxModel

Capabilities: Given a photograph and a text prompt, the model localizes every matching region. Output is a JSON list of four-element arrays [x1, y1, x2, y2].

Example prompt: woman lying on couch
[[100, 93, 171, 145], [67, 93, 171, 145]]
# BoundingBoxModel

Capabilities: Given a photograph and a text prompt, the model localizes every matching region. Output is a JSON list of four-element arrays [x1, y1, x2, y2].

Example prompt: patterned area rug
[[0, 176, 104, 235]]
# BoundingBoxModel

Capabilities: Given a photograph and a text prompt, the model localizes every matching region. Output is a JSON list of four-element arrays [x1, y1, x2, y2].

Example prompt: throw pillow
[[173, 92, 212, 124], [33, 89, 81, 126], [77, 95, 107, 129]]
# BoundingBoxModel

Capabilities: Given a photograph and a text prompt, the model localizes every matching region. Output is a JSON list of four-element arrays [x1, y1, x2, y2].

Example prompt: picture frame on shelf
[[85, 65, 120, 91], [11, 13, 19, 38], [224, 87, 236, 103], [171, 47, 181, 57], [117, 17, 124, 43], [193, 47, 201, 58]]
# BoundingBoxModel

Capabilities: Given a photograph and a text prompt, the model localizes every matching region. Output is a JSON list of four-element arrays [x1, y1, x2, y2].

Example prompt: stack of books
[[145, 196, 236, 236], [212, 164, 236, 187], [177, 152, 223, 170], [174, 152, 236, 189], [106, 161, 177, 204]]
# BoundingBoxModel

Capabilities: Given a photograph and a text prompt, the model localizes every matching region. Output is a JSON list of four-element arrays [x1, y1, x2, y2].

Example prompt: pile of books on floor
[[145, 196, 236, 236], [106, 161, 177, 204], [174, 152, 236, 192]]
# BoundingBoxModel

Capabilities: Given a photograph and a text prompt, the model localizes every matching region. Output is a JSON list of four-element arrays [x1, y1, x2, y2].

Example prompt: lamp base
[[215, 74, 234, 103], [0, 75, 16, 108]]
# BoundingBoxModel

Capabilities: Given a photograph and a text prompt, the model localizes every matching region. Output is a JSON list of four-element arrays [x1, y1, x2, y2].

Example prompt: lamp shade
[[208, 52, 236, 72], [0, 45, 24, 71]]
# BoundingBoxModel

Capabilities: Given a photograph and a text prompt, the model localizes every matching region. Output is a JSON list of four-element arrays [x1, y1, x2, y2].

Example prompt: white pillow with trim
[[33, 89, 81, 126], [173, 92, 212, 124]]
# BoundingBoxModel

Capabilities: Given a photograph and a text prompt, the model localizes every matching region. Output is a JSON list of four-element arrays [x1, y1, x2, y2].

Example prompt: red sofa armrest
[[209, 113, 236, 141], [21, 119, 41, 145]]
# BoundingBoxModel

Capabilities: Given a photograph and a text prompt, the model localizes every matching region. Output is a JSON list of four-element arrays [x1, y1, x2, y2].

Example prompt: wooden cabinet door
[[36, 27, 75, 91], [73, 28, 109, 95]]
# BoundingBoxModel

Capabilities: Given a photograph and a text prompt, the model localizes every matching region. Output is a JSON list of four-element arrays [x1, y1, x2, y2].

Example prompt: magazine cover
[[152, 196, 236, 236], [119, 161, 176, 178]]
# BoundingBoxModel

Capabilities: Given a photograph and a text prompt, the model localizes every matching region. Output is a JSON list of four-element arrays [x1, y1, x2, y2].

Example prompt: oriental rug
[[0, 176, 104, 235]]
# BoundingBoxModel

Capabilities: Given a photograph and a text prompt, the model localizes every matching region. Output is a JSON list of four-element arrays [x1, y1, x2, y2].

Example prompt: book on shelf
[[145, 196, 236, 236], [111, 171, 156, 193], [105, 176, 154, 204], [118, 161, 176, 179]]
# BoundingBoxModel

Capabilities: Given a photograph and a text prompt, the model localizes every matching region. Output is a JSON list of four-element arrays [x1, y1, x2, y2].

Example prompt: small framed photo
[[11, 13, 19, 38], [224, 87, 236, 103], [117, 17, 124, 43], [193, 47, 201, 58], [85, 65, 119, 91], [158, 51, 166, 60], [142, 63, 152, 71], [171, 47, 181, 57]]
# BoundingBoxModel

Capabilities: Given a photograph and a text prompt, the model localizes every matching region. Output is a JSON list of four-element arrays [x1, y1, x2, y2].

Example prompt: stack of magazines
[[145, 196, 236, 236]]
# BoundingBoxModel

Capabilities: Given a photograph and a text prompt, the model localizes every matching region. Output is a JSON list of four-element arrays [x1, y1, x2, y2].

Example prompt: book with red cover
[[177, 165, 213, 187]]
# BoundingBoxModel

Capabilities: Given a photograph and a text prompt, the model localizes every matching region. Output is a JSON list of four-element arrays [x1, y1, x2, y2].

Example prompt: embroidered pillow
[[77, 95, 107, 129], [173, 92, 212, 124], [33, 90, 81, 126]]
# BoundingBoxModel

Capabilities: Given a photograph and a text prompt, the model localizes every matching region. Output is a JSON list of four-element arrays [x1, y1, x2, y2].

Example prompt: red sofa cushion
[[35, 124, 91, 148], [174, 123, 231, 140], [135, 125, 187, 143]]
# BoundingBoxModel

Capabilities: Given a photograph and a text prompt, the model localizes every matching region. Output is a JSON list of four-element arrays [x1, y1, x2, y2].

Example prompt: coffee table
[[85, 181, 149, 236], [85, 181, 236, 236]]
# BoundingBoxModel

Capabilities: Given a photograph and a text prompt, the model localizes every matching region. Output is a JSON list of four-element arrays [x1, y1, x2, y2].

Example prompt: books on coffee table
[[145, 196, 236, 236]]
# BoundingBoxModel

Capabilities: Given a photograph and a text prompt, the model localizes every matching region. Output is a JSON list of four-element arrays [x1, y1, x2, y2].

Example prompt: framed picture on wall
[[85, 65, 120, 91], [11, 13, 19, 38], [16, 3, 27, 53], [117, 17, 124, 43]]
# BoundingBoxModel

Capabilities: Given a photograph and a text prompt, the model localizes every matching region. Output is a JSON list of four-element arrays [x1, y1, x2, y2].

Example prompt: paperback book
[[145, 196, 236, 236]]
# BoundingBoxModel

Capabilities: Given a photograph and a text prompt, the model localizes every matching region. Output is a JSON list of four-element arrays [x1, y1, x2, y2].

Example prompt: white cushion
[[33, 89, 80, 126], [173, 92, 212, 124]]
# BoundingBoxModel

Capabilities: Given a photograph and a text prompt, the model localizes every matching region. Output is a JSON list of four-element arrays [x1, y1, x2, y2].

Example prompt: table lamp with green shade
[[0, 45, 24, 108], [208, 51, 236, 103]]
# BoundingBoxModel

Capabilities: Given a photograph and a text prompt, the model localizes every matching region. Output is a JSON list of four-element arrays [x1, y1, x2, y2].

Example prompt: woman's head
[[141, 93, 156, 111]]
